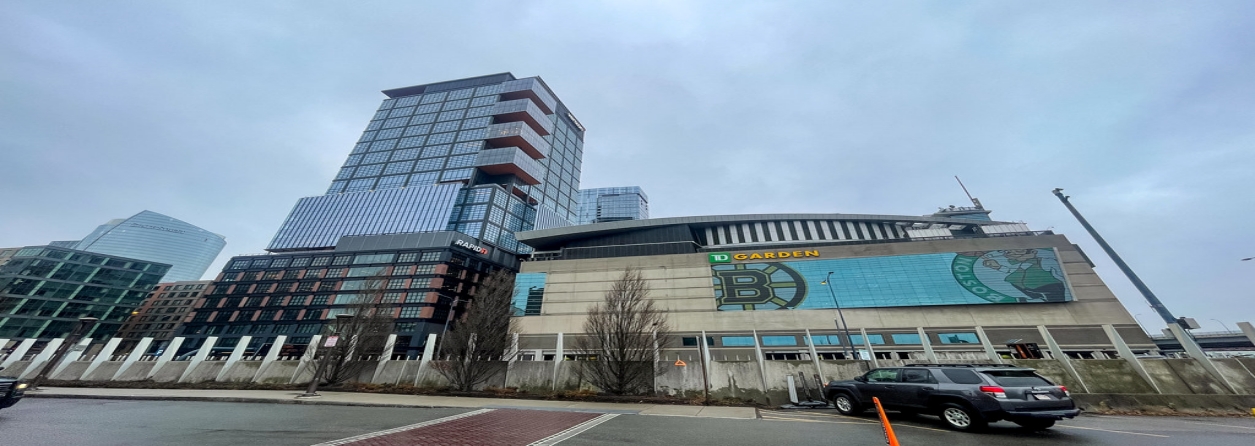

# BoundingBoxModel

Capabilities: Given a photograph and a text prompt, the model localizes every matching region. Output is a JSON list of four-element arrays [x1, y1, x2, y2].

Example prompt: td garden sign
[[708, 249, 821, 263]]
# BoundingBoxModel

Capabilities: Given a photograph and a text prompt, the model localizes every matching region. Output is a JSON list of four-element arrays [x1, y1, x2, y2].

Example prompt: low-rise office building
[[511, 211, 1155, 362]]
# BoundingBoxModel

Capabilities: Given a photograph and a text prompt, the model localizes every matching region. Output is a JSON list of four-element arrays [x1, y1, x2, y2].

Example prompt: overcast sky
[[2, 1, 1252, 332]]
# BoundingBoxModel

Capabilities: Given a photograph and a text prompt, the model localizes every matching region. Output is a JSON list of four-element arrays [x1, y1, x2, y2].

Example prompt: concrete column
[[20, 338, 65, 379], [215, 336, 251, 382], [551, 332, 564, 391], [1167, 324, 1239, 394], [251, 335, 286, 383], [804, 329, 826, 382], [917, 327, 938, 363], [0, 338, 36, 370], [509, 333, 520, 363], [111, 337, 154, 380], [180, 336, 218, 383], [148, 337, 185, 379], [859, 328, 879, 368], [973, 326, 1003, 364], [370, 334, 397, 384], [752, 330, 769, 403], [1101, 324, 1160, 394], [1036, 326, 1090, 393], [1237, 322, 1255, 347], [81, 338, 121, 380], [290, 335, 319, 384], [413, 333, 437, 386], [52, 337, 93, 379]]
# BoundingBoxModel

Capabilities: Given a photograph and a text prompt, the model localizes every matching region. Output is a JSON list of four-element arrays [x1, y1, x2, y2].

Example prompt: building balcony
[[484, 121, 550, 159], [499, 78, 557, 114], [475, 147, 544, 185], [491, 98, 553, 136]]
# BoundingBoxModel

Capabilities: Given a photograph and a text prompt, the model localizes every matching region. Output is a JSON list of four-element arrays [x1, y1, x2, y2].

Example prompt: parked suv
[[824, 364, 1079, 431], [0, 366, 28, 411]]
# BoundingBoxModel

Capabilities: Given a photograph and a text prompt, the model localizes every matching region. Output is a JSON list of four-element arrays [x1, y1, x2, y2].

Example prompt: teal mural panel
[[712, 248, 1072, 311]]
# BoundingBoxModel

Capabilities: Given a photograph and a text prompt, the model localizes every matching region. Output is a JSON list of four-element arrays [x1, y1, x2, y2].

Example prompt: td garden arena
[[508, 207, 1155, 362]]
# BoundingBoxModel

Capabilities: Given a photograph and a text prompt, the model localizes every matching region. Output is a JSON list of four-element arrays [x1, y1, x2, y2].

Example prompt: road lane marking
[[311, 408, 493, 445], [1057, 425, 1170, 438], [1093, 415, 1255, 432], [528, 413, 620, 445]]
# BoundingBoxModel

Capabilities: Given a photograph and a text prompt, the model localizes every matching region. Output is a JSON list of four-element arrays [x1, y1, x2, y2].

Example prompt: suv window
[[941, 368, 984, 384], [866, 369, 900, 382], [981, 370, 1053, 387], [901, 369, 935, 384]]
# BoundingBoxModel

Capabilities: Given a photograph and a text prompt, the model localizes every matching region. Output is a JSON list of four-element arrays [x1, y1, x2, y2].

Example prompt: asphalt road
[[4, 399, 1254, 445]]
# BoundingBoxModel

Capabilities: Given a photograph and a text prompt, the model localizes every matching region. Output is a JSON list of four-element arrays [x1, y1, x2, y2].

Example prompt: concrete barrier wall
[[51, 362, 91, 381], [1068, 360, 1157, 394], [505, 361, 554, 392], [116, 362, 156, 381], [151, 361, 190, 382], [21, 350, 1255, 405], [1, 361, 33, 377], [1212, 358, 1255, 394], [219, 361, 261, 382]]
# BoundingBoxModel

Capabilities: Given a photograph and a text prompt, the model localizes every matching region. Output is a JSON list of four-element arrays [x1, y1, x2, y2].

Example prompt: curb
[[25, 393, 465, 410]]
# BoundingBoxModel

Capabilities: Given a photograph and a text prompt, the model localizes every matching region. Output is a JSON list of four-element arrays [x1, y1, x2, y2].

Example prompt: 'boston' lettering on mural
[[733, 250, 819, 260]]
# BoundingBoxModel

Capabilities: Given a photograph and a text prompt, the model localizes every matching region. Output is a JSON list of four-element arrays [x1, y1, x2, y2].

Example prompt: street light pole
[[436, 296, 461, 360], [30, 316, 98, 390], [1210, 319, 1233, 333], [298, 313, 354, 398], [821, 272, 856, 361], [1052, 189, 1181, 326]]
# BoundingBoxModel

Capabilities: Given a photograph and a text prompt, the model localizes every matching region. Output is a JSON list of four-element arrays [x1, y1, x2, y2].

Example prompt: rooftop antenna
[[954, 176, 983, 209]]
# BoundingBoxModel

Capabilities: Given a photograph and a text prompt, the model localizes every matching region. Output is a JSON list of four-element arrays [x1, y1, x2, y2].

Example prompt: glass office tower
[[576, 187, 650, 224], [268, 73, 584, 254], [0, 246, 169, 340], [71, 210, 226, 282]]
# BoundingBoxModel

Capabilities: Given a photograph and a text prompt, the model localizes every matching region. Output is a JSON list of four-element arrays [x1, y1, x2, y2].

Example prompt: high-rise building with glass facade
[[268, 73, 584, 254], [575, 187, 649, 224], [67, 210, 226, 282], [0, 246, 169, 340]]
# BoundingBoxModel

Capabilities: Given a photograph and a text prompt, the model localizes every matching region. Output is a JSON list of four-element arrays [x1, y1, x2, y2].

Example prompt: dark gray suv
[[824, 364, 1079, 431]]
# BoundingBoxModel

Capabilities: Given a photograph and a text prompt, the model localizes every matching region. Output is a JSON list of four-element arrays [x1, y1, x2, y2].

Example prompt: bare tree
[[434, 268, 517, 391], [574, 268, 670, 395], [306, 275, 395, 386]]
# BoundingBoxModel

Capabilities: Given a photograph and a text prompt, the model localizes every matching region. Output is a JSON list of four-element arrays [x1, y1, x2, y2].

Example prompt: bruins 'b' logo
[[712, 263, 808, 310]]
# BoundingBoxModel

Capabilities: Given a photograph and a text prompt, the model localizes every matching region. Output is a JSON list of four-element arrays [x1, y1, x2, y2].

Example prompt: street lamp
[[1210, 319, 1233, 333], [435, 296, 461, 360], [820, 272, 856, 361], [29, 316, 98, 390], [297, 313, 354, 398]]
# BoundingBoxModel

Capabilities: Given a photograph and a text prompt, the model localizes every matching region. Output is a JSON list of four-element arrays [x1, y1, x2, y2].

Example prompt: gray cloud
[[2, 1, 1252, 331]]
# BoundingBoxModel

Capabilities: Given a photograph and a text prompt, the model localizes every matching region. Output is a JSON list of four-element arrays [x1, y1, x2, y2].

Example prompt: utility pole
[[1051, 189, 1180, 326]]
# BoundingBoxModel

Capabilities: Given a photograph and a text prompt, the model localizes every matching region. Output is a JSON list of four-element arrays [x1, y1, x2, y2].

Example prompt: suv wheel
[[939, 403, 987, 432], [1013, 419, 1055, 430], [831, 393, 861, 416]]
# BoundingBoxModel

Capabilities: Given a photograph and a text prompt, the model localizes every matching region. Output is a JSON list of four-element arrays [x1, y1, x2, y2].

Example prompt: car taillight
[[1059, 386, 1069, 396], [979, 386, 1007, 399]]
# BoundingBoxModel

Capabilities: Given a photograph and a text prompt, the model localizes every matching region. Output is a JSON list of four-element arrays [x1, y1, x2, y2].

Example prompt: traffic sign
[[674, 359, 687, 367], [324, 336, 339, 347]]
